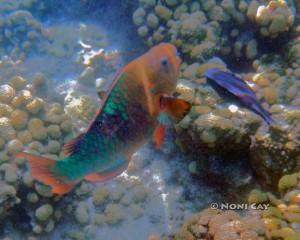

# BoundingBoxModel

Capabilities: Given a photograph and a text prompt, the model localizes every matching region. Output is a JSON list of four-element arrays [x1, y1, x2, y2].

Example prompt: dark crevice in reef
[[9, 204, 32, 233], [0, 205, 31, 238], [8, 185, 33, 233], [219, 23, 292, 73], [0, 223, 4, 237], [179, 151, 258, 203]]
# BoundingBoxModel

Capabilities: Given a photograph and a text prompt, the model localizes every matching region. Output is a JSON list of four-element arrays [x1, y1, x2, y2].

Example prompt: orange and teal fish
[[17, 43, 191, 195]]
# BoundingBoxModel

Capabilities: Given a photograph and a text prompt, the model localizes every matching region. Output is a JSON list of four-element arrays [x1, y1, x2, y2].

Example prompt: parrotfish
[[204, 68, 274, 124], [17, 43, 191, 195]]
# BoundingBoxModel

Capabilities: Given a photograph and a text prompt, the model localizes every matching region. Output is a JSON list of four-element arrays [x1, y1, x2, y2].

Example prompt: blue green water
[[0, 0, 299, 239]]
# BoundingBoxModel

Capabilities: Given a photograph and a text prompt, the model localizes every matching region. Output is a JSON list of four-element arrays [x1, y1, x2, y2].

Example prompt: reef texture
[[133, 0, 296, 61], [0, 0, 300, 238], [247, 171, 300, 240], [133, 0, 300, 189], [0, 9, 45, 60], [0, 74, 74, 234], [167, 209, 265, 240], [163, 170, 300, 240], [0, 73, 162, 238]]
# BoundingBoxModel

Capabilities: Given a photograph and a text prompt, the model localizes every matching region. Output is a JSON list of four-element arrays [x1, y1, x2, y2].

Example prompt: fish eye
[[161, 57, 169, 67]]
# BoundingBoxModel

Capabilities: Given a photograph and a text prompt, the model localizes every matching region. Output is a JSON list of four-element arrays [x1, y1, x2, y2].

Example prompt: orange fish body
[[17, 43, 191, 195]]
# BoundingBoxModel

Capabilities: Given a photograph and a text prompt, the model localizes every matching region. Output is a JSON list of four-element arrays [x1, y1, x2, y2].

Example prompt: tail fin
[[16, 152, 75, 195], [242, 95, 275, 125], [261, 109, 275, 125], [252, 103, 275, 125]]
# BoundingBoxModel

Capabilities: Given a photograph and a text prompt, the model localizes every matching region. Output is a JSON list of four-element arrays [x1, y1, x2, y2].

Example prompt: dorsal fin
[[63, 133, 85, 156], [63, 69, 128, 157], [86, 69, 126, 131]]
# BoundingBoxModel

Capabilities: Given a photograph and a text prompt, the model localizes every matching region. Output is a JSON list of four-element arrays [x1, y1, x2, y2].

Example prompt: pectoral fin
[[154, 124, 166, 149], [17, 152, 75, 195], [160, 96, 191, 120]]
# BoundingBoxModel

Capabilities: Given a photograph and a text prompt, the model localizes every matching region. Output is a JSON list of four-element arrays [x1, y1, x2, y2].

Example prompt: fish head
[[142, 43, 181, 95]]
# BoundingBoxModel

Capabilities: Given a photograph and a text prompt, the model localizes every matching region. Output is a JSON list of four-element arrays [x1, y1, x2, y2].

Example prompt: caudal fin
[[251, 102, 275, 125], [17, 152, 75, 195]]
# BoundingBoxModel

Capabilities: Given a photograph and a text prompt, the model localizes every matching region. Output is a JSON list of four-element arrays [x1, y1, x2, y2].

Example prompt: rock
[[9, 76, 27, 90], [10, 110, 28, 130], [27, 193, 39, 203], [130, 204, 144, 219], [250, 121, 300, 188], [154, 5, 172, 21], [175, 79, 196, 102], [132, 185, 148, 203], [35, 183, 53, 197], [169, 208, 264, 240], [75, 202, 90, 225], [138, 25, 149, 37], [94, 213, 105, 225], [26, 98, 45, 114], [0, 85, 15, 103], [133, 8, 146, 26], [104, 204, 123, 225], [147, 13, 159, 28], [93, 187, 109, 206], [35, 204, 53, 221], [7, 139, 23, 155], [0, 163, 17, 183]]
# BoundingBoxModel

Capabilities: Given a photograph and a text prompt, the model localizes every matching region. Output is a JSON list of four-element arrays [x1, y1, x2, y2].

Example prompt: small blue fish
[[204, 68, 274, 124]]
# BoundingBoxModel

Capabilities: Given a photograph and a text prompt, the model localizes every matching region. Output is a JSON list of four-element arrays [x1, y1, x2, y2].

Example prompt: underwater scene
[[0, 0, 300, 239]]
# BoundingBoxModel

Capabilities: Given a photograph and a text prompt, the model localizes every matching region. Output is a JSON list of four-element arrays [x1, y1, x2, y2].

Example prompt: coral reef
[[166, 170, 300, 240], [132, 1, 299, 178], [64, 90, 98, 124], [174, 55, 300, 188], [133, 0, 296, 62], [0, 9, 46, 60], [0, 74, 75, 235], [168, 208, 265, 240], [0, 0, 45, 13], [77, 47, 122, 86], [247, 171, 300, 239], [0, 0, 299, 239], [255, 0, 295, 38], [45, 23, 108, 59], [250, 119, 300, 187], [174, 58, 262, 155]]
